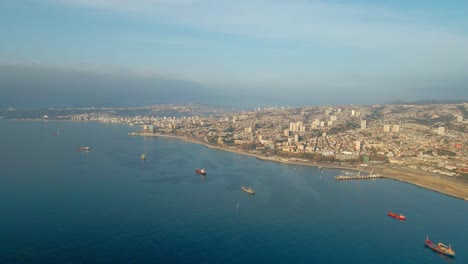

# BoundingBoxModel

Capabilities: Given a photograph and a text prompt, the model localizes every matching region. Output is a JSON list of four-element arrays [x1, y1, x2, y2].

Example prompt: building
[[457, 115, 463, 122], [355, 140, 361, 152], [294, 134, 299, 143], [383, 125, 390, 132], [245, 127, 252, 133], [438, 127, 445, 135], [361, 120, 367, 130], [392, 125, 400, 133], [351, 110, 355, 116]]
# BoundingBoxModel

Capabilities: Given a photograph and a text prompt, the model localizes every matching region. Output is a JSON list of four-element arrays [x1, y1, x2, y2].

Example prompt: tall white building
[[383, 125, 390, 132], [361, 120, 367, 130], [438, 127, 445, 135]]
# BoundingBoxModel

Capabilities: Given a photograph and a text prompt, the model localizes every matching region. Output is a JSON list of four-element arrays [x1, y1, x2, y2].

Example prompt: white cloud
[[51, 0, 468, 89]]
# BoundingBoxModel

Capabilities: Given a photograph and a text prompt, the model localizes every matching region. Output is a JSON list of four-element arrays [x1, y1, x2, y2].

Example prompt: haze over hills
[[1, 63, 467, 109]]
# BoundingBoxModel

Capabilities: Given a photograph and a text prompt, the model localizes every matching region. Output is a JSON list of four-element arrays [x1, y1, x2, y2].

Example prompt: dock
[[335, 175, 384, 180]]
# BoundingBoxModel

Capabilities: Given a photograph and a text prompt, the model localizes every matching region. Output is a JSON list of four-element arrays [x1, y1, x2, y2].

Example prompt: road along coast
[[131, 132, 468, 201]]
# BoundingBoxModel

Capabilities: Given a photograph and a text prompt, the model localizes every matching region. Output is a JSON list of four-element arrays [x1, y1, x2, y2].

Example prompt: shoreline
[[133, 132, 468, 201]]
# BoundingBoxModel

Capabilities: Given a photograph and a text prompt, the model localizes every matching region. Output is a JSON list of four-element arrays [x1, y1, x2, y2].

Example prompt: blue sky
[[1, 0, 467, 107]]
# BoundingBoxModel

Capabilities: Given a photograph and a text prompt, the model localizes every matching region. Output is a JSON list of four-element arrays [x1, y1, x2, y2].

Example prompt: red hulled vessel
[[388, 212, 405, 221]]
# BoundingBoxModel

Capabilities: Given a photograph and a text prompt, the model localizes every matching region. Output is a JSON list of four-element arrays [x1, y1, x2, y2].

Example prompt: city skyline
[[1, 0, 468, 107]]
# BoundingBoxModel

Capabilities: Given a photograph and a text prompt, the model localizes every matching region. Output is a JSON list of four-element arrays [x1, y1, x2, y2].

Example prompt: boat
[[388, 211, 405, 220], [52, 131, 60, 136], [425, 236, 455, 257], [241, 186, 255, 195], [195, 168, 206, 175], [140, 154, 146, 160], [78, 146, 90, 151]]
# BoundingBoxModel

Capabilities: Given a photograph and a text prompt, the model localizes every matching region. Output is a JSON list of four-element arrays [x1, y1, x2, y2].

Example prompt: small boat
[[195, 168, 206, 175], [52, 131, 60, 136], [425, 236, 455, 257], [78, 146, 90, 151], [241, 186, 255, 195], [388, 212, 405, 220], [140, 154, 146, 160]]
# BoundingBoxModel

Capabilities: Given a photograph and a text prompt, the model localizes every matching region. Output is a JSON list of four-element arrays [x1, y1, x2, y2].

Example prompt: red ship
[[195, 168, 206, 175], [388, 211, 405, 221], [425, 236, 455, 257]]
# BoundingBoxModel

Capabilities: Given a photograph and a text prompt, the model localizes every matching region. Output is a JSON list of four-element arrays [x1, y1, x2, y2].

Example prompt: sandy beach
[[133, 132, 468, 201]]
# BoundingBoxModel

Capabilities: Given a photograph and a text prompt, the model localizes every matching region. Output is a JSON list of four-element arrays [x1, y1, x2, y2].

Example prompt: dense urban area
[[4, 103, 466, 180]]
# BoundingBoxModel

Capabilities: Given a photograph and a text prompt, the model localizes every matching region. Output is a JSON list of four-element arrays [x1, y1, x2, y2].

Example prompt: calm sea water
[[0, 121, 466, 263]]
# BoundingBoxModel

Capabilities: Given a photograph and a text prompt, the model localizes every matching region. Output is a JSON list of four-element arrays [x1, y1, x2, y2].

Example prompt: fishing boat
[[388, 211, 405, 221], [195, 168, 206, 175], [140, 154, 146, 160], [425, 236, 455, 257], [241, 186, 255, 195]]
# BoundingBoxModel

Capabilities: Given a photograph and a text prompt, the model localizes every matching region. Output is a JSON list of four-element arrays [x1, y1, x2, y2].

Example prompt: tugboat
[[425, 236, 456, 257], [140, 154, 146, 160], [241, 186, 255, 195], [388, 211, 406, 221], [195, 168, 206, 175]]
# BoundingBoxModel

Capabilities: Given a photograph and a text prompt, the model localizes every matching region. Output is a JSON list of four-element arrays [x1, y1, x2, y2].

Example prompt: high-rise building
[[457, 115, 463, 122], [284, 129, 290, 137], [320, 121, 325, 127], [351, 110, 356, 116], [438, 127, 445, 135], [355, 141, 361, 152], [294, 134, 299, 143], [392, 125, 400, 133], [383, 125, 390, 132], [361, 120, 367, 130]]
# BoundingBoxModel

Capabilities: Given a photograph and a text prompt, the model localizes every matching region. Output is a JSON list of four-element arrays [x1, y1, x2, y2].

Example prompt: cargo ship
[[388, 211, 405, 221], [78, 146, 90, 151], [195, 168, 206, 175], [425, 236, 455, 257], [241, 186, 255, 195]]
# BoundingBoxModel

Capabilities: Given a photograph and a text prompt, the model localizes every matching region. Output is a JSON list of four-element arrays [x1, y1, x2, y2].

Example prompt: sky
[[1, 0, 467, 108]]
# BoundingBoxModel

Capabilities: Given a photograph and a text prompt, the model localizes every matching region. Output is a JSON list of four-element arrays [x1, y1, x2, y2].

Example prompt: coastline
[[133, 132, 468, 201]]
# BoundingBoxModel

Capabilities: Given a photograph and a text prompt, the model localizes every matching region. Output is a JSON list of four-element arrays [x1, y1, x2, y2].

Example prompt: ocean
[[0, 121, 466, 263]]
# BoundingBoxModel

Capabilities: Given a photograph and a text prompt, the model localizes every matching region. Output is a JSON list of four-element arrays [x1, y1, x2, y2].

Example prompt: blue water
[[0, 121, 466, 263]]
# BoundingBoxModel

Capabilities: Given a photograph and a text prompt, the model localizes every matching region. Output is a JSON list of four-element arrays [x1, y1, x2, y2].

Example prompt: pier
[[335, 175, 384, 180]]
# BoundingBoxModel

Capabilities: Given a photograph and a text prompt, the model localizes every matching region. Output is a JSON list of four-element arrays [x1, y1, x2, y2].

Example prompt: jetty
[[335, 174, 384, 180]]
